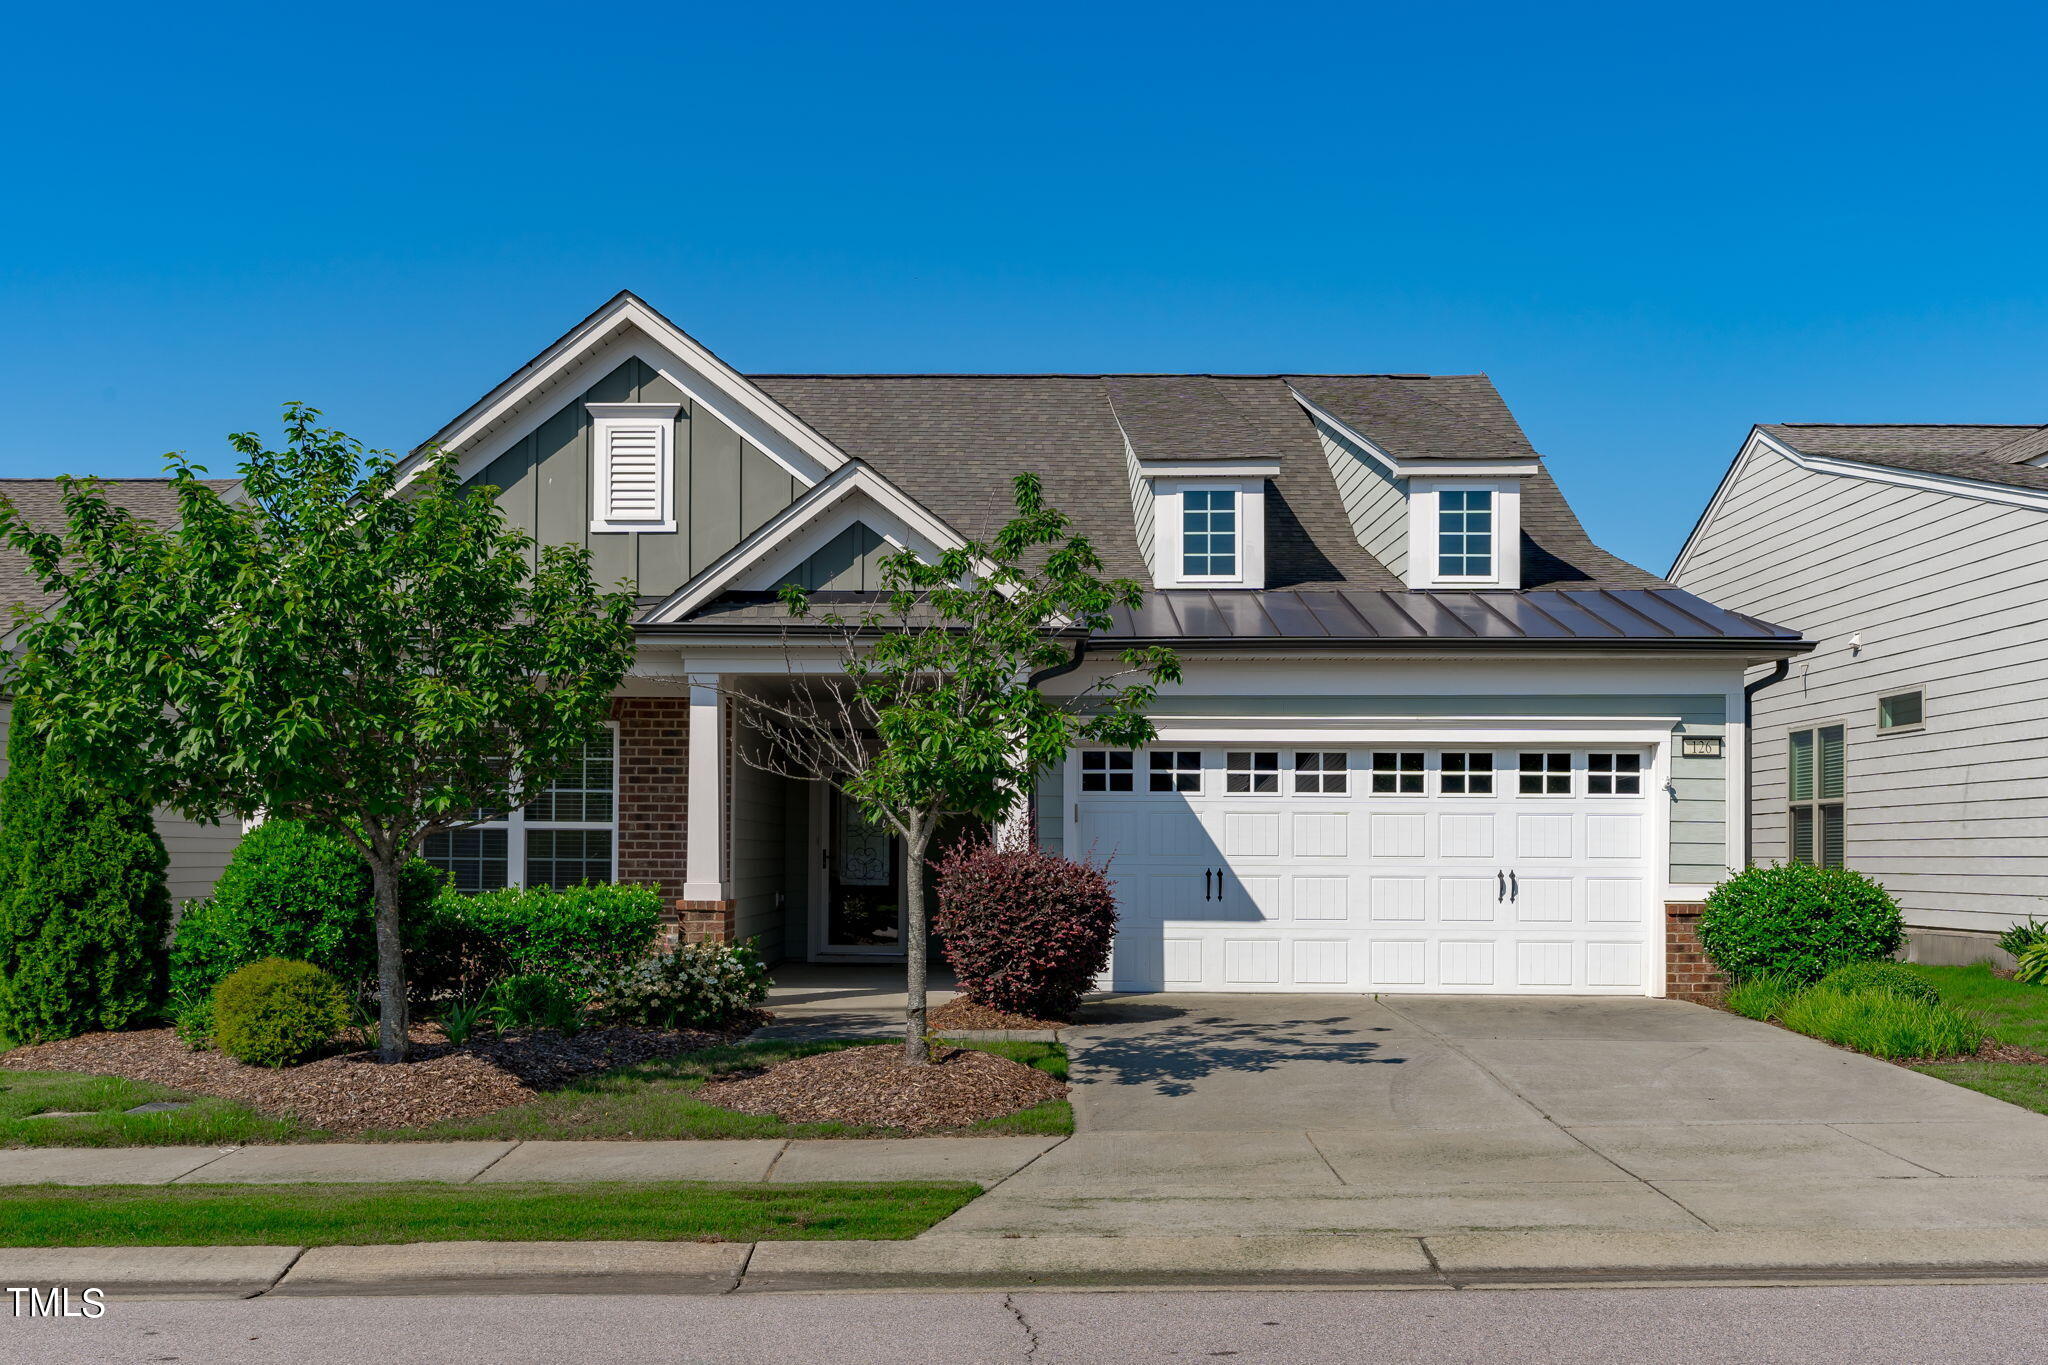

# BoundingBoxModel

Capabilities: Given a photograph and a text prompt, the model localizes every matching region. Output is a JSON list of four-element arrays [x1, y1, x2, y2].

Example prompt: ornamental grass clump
[[1697, 864, 1904, 983], [1817, 959, 1940, 1006], [210, 959, 351, 1067], [933, 842, 1118, 1022], [1723, 972, 1802, 1022], [1776, 985, 1985, 1061]]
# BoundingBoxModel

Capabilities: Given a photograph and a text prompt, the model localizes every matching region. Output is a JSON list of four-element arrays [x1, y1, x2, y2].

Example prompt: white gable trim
[[643, 464, 970, 624], [401, 293, 850, 492], [1288, 389, 1540, 478], [1669, 428, 2048, 581]]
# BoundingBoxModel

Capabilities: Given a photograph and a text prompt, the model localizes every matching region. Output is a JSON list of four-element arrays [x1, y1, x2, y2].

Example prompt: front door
[[819, 787, 904, 955]]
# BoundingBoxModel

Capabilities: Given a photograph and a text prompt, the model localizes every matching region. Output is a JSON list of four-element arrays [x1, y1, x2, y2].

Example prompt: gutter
[[1740, 658, 1794, 867]]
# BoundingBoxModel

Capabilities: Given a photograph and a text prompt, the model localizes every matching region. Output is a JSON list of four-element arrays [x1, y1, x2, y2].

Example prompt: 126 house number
[[8, 1287, 106, 1319]]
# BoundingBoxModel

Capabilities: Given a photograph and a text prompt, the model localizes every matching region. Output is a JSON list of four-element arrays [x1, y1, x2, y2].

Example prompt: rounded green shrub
[[0, 705, 173, 1043], [1697, 864, 1904, 983], [210, 958, 350, 1067], [170, 821, 441, 1002], [1818, 960, 1940, 1005]]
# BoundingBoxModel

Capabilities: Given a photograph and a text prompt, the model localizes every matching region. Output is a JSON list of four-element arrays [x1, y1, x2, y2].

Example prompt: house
[[4, 293, 1807, 996], [1671, 422, 2048, 966]]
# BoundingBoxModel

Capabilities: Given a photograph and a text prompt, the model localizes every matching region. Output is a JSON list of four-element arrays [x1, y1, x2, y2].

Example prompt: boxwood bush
[[933, 841, 1117, 1021], [1697, 863, 1903, 983], [210, 958, 351, 1067], [417, 882, 664, 1001]]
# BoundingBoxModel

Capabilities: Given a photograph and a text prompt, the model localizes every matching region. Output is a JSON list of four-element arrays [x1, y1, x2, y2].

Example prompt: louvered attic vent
[[588, 402, 680, 533]]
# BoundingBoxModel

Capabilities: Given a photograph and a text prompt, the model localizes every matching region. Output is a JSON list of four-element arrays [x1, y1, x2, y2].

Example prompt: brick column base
[[676, 899, 738, 946], [1666, 901, 1729, 1001]]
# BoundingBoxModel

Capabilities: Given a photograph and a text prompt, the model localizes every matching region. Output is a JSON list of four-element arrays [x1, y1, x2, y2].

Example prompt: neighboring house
[[0, 478, 245, 905], [1672, 423, 2048, 966], [5, 293, 1807, 995]]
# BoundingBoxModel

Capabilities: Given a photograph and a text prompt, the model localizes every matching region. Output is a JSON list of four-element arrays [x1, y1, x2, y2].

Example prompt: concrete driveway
[[940, 993, 2048, 1237]]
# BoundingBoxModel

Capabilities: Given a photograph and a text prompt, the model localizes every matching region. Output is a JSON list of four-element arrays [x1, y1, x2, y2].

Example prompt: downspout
[[1020, 636, 1092, 846], [1740, 658, 1793, 867]]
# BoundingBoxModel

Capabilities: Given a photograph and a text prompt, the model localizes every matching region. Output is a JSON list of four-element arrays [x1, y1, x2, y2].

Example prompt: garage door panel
[[1586, 878, 1646, 923], [1224, 811, 1281, 858], [1513, 876, 1574, 923], [1235, 875, 1283, 920], [1515, 940, 1576, 987], [1439, 939, 1496, 987], [1368, 875, 1427, 922], [1369, 939, 1428, 986], [1224, 939, 1281, 984], [1586, 813, 1645, 860], [1437, 811, 1497, 859], [1293, 874, 1352, 922], [1368, 813, 1427, 858], [1292, 811, 1349, 857], [1147, 810, 1208, 858], [1514, 813, 1574, 859], [1587, 941, 1644, 987], [1292, 939, 1350, 986]]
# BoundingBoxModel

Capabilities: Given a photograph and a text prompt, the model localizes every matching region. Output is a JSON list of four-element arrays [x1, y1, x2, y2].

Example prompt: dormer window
[[1437, 488, 1494, 579], [1181, 488, 1239, 579]]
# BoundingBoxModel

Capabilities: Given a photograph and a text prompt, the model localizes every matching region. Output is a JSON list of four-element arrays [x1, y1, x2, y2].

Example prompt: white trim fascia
[[1140, 718, 1680, 744], [1136, 460, 1282, 478], [1287, 389, 1540, 478], [733, 491, 945, 593], [1671, 427, 2048, 581], [401, 294, 851, 492], [642, 464, 971, 624]]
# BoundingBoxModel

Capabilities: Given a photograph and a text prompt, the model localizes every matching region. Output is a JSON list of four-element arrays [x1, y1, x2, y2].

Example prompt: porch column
[[680, 675, 737, 942]]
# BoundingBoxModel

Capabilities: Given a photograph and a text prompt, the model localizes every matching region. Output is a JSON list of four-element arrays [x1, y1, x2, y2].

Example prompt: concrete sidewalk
[[0, 1136, 1063, 1187], [22, 1229, 2048, 1300]]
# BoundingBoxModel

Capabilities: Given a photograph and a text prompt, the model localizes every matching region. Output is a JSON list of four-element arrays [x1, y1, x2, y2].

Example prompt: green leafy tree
[[730, 472, 1179, 1062], [0, 406, 637, 1060], [0, 702, 173, 1042]]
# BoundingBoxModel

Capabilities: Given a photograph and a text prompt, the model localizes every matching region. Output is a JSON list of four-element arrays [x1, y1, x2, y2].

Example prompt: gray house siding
[[1042, 692, 1725, 884], [785, 523, 891, 591], [1674, 443, 2048, 936], [467, 358, 802, 598], [1312, 417, 1408, 575], [730, 760, 792, 961], [1124, 440, 1157, 576]]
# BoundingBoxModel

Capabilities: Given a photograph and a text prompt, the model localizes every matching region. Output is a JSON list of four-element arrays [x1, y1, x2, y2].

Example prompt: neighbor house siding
[[1312, 417, 1408, 575], [0, 700, 240, 905], [468, 357, 802, 599], [1125, 439, 1157, 576], [1674, 443, 2048, 934]]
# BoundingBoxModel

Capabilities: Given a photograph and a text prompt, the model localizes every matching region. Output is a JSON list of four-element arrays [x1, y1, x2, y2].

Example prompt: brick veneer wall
[[1665, 901, 1728, 1001], [610, 697, 709, 945]]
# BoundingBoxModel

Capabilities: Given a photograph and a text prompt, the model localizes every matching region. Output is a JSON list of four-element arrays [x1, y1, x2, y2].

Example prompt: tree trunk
[[902, 818, 933, 1065], [367, 845, 410, 1063]]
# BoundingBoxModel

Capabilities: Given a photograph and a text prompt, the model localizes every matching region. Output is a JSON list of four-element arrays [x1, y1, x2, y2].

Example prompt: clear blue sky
[[5, 2, 2045, 572]]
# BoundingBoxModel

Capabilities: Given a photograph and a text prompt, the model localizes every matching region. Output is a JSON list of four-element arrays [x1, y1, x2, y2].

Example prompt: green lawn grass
[[0, 1180, 979, 1246], [1903, 963, 2048, 1113], [0, 1038, 1072, 1146]]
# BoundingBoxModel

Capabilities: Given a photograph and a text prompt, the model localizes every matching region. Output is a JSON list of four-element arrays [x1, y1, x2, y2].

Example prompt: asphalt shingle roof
[[1761, 424, 2048, 495], [0, 479, 236, 618]]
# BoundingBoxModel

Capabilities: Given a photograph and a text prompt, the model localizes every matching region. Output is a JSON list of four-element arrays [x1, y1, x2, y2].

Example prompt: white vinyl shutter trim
[[587, 402, 680, 532]]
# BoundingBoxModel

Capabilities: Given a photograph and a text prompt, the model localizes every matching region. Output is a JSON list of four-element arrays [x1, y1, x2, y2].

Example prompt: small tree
[[730, 472, 1178, 1062], [0, 406, 636, 1060], [0, 702, 175, 1042]]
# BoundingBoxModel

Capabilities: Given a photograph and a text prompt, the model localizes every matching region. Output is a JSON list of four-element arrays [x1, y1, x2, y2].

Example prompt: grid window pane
[[1294, 751, 1348, 794], [1436, 487, 1495, 578], [1181, 489, 1241, 578], [1517, 751, 1572, 795], [1587, 752, 1643, 795], [525, 829, 613, 889], [422, 827, 510, 893], [1226, 750, 1280, 794], [1081, 750, 1134, 792], [1440, 751, 1494, 795], [1370, 751, 1425, 795], [1149, 750, 1202, 793], [523, 731, 616, 823]]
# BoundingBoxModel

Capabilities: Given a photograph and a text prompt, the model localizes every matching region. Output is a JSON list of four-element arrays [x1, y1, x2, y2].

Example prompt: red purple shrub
[[933, 841, 1117, 1022]]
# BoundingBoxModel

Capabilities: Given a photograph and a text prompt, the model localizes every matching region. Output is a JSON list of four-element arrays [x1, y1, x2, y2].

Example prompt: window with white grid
[[1440, 751, 1494, 795], [1080, 750, 1134, 792], [1293, 751, 1348, 794], [1148, 750, 1202, 793]]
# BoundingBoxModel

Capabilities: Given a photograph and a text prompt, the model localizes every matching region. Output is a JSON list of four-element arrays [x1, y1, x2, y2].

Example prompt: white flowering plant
[[585, 940, 771, 1030]]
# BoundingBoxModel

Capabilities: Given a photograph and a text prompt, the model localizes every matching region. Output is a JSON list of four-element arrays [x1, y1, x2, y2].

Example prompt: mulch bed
[[929, 998, 1069, 1032], [695, 1044, 1066, 1132], [1902, 1039, 2048, 1067], [0, 1023, 739, 1134]]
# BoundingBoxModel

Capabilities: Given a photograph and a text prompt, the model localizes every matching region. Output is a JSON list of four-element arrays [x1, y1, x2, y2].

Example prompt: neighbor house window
[[1370, 751, 1425, 795], [1877, 690, 1925, 732], [1080, 750, 1134, 792], [1440, 751, 1494, 795], [1294, 751, 1348, 794], [423, 728, 617, 891], [1437, 488, 1495, 578], [1149, 750, 1202, 793], [1180, 488, 1239, 578], [1788, 725, 1846, 867], [1225, 750, 1280, 793]]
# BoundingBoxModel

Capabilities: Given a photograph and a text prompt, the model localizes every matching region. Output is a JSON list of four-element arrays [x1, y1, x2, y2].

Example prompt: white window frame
[[1080, 749, 1135, 793], [1151, 476, 1268, 589], [1368, 750, 1426, 796], [1148, 749, 1203, 793], [1439, 750, 1496, 797], [1292, 750, 1349, 795], [424, 722, 620, 891], [1586, 751, 1645, 796], [589, 402, 680, 534], [1516, 750, 1574, 797], [1405, 479, 1522, 589], [1224, 750, 1282, 795]]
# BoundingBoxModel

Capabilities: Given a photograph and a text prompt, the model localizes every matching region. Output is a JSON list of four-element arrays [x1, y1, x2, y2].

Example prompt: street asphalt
[[9, 1282, 2048, 1363]]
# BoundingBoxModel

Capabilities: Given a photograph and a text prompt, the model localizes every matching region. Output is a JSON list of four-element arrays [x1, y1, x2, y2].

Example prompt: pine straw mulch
[[0, 1021, 746, 1135], [928, 998, 1070, 1032], [694, 1043, 1066, 1132]]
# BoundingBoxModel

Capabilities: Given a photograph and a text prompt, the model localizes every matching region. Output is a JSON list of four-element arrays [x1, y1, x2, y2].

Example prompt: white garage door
[[1077, 744, 1655, 995]]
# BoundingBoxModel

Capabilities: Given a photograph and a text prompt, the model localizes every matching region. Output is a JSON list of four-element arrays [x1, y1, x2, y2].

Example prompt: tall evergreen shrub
[[0, 706, 173, 1041]]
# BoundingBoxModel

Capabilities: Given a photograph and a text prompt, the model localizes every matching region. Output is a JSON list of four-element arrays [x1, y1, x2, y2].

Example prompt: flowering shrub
[[934, 841, 1117, 1021], [588, 941, 771, 1030]]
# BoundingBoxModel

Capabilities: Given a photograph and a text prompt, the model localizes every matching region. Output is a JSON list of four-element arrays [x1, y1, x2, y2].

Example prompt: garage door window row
[[1080, 748, 1645, 798]]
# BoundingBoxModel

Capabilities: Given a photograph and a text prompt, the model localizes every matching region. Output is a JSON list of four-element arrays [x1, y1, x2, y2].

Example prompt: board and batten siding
[[1312, 416, 1408, 576], [1036, 692, 1725, 885], [467, 357, 802, 599], [1674, 442, 2048, 934], [0, 700, 239, 905], [785, 522, 892, 591]]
